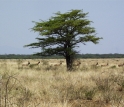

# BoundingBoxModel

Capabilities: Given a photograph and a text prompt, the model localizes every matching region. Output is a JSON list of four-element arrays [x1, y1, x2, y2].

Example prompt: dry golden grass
[[0, 58, 124, 107]]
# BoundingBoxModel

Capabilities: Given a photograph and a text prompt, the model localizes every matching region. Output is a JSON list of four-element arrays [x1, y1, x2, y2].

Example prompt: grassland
[[0, 58, 124, 107]]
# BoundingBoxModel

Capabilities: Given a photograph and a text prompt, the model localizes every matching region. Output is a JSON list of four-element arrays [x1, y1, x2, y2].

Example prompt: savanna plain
[[1, 58, 124, 107]]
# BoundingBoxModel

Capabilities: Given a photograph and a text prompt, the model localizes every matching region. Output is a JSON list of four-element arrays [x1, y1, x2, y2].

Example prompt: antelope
[[54, 61, 63, 66], [95, 62, 99, 66], [101, 63, 109, 67], [73, 61, 81, 68], [22, 61, 30, 66], [118, 63, 124, 67], [35, 61, 40, 65], [31, 61, 40, 66]]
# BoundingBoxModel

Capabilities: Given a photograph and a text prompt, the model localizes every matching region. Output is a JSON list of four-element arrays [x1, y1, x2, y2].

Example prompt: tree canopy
[[25, 9, 102, 71]]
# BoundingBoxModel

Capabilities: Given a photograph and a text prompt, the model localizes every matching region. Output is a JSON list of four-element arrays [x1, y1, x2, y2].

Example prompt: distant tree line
[[0, 54, 124, 59], [77, 54, 124, 59]]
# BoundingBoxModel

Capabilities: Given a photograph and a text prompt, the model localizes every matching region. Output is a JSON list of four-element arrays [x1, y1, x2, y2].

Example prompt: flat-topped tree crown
[[25, 9, 102, 71]]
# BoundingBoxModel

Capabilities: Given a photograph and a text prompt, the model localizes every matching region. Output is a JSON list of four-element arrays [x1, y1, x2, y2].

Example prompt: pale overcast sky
[[0, 0, 124, 54]]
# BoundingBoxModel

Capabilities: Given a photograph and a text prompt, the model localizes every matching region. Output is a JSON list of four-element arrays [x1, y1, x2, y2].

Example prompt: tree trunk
[[65, 55, 73, 71]]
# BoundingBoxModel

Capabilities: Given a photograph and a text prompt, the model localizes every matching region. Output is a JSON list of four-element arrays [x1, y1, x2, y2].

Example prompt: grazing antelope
[[95, 62, 99, 66], [35, 61, 40, 65], [22, 61, 30, 66], [54, 61, 63, 66], [101, 63, 109, 67], [118, 63, 124, 67], [73, 61, 81, 68], [30, 61, 40, 67], [91, 62, 99, 69]]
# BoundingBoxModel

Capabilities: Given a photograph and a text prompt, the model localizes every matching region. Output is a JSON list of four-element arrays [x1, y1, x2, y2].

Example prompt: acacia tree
[[25, 9, 102, 71]]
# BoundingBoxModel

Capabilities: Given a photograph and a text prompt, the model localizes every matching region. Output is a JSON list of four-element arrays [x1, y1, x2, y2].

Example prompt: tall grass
[[0, 59, 124, 107]]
